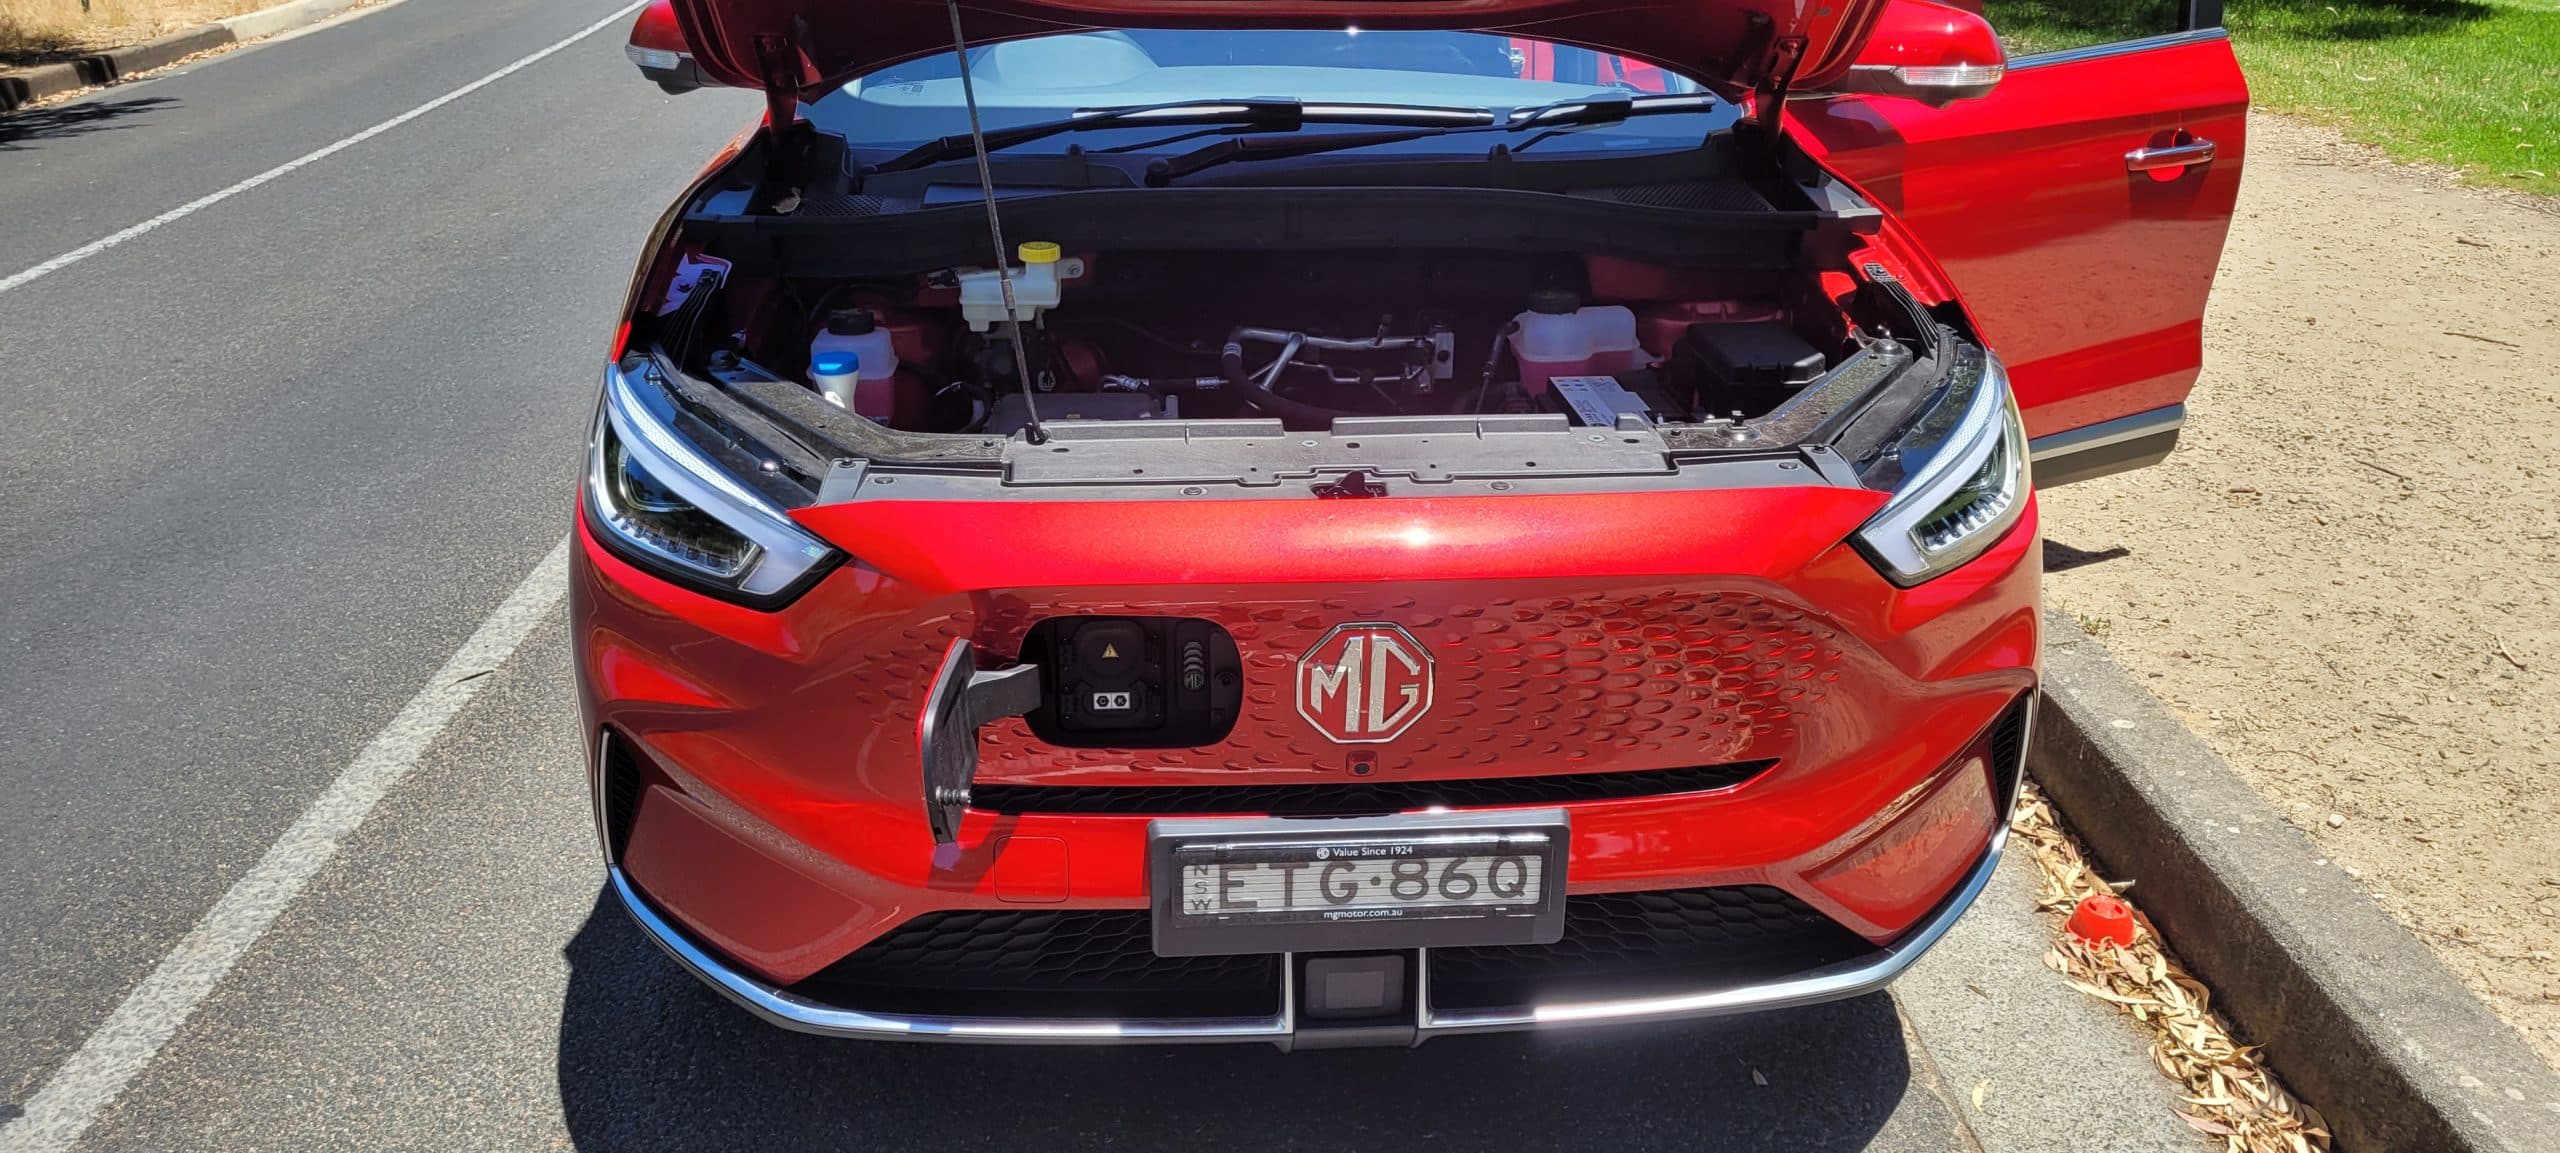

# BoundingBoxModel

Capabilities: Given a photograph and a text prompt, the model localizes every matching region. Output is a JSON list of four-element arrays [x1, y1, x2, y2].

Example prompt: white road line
[[0, 536, 574, 1153], [0, 0, 645, 298]]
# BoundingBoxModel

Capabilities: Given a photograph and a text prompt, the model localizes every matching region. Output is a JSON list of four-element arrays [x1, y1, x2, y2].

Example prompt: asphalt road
[[0, 3, 2208, 1149]]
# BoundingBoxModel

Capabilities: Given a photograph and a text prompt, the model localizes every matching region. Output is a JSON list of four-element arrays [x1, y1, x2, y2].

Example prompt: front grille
[[972, 761, 1774, 817], [788, 910, 1281, 1019], [1427, 886, 1877, 1012], [967, 586, 1851, 783]]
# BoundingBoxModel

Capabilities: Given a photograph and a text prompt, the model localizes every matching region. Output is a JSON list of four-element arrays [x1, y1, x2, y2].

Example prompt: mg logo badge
[[1295, 622, 1434, 744]]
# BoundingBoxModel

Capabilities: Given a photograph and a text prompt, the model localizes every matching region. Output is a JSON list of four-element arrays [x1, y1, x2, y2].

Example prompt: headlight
[[1853, 351, 2028, 585], [585, 364, 837, 606]]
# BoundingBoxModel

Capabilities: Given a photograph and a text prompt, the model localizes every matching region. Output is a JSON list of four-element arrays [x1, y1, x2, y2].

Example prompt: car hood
[[670, 0, 1885, 107]]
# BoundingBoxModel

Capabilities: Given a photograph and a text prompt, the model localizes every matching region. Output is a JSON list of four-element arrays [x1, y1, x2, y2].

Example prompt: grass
[[1991, 0, 2560, 194], [1, 0, 269, 64]]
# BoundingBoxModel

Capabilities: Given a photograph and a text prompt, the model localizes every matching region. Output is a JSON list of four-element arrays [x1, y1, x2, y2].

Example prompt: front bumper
[[610, 817, 2008, 1046], [577, 474, 2044, 1041]]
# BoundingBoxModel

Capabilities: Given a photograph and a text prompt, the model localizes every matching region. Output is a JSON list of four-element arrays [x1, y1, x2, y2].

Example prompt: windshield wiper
[[868, 98, 1497, 175], [1503, 92, 1715, 130], [1141, 93, 1719, 185]]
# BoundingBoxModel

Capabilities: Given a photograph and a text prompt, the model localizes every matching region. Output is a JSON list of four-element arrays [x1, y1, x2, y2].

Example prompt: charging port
[[1020, 616, 1243, 748]]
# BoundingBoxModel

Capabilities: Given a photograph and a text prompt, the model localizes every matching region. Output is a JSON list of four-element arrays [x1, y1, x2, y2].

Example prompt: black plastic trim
[[686, 184, 1850, 278], [2033, 428, 2180, 488]]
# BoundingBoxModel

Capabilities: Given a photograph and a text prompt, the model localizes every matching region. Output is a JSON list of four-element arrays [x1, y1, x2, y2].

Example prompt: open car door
[[1788, 2, 2248, 485]]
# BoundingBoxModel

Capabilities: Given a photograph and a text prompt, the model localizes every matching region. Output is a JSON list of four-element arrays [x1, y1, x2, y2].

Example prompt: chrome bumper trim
[[2028, 404, 2184, 463], [1419, 830, 2005, 1034], [609, 830, 2004, 1045]]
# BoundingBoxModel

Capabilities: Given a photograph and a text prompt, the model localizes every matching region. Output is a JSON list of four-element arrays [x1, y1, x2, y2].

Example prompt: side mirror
[[626, 0, 707, 94], [1830, 0, 2006, 106]]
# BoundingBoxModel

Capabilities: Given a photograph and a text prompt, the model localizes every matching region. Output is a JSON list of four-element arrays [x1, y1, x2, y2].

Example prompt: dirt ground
[[2039, 111, 2560, 1067]]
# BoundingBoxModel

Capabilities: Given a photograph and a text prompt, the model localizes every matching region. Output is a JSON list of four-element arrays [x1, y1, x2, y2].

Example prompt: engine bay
[[650, 246, 1880, 438]]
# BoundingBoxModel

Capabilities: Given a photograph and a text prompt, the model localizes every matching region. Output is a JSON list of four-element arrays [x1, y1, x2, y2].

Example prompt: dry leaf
[[2180, 1111, 2237, 1136], [2018, 781, 2331, 1152]]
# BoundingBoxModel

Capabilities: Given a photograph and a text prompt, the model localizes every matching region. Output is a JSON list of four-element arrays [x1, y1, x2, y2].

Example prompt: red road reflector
[[2067, 893, 2138, 947]]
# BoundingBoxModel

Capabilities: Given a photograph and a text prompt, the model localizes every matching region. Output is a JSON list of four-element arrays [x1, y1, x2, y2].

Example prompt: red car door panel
[[1786, 32, 2249, 440]]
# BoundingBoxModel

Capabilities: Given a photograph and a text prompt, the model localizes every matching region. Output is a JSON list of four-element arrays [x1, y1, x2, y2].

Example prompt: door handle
[[2126, 138, 2216, 173]]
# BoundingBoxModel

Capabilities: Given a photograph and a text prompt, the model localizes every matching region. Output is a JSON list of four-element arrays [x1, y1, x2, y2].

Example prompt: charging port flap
[[919, 638, 1043, 847]]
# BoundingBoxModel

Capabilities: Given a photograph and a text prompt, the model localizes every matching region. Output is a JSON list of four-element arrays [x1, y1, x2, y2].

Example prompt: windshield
[[805, 30, 1714, 151]]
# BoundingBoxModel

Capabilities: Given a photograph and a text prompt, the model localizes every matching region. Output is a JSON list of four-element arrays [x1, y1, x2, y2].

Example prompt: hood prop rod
[[1747, 33, 1807, 134], [944, 0, 1048, 444]]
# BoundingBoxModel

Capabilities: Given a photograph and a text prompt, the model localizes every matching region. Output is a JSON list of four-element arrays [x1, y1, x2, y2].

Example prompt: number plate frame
[[1148, 810, 1570, 957]]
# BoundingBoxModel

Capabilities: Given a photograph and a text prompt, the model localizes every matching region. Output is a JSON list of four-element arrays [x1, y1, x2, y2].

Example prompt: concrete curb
[[0, 59, 85, 110], [0, 26, 230, 110], [89, 23, 233, 82], [217, 0, 371, 45], [2032, 608, 2560, 1152], [0, 0, 368, 110]]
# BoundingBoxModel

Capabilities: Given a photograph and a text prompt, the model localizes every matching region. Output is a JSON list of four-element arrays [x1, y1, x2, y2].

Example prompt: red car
[[581, 0, 2244, 1045]]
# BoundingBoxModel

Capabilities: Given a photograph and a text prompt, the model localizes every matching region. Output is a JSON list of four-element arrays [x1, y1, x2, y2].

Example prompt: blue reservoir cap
[[811, 350, 861, 377]]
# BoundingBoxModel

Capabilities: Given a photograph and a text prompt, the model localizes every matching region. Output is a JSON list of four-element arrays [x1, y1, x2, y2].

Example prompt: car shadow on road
[[555, 889, 1923, 1152], [0, 97, 176, 151]]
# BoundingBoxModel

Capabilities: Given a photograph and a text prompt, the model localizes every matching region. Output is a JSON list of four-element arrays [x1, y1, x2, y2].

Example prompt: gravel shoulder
[[2040, 111, 2560, 1067]]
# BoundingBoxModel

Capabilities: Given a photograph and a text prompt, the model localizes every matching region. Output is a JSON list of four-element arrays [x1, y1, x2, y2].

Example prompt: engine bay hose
[[1220, 330, 1365, 426], [1474, 319, 1519, 413]]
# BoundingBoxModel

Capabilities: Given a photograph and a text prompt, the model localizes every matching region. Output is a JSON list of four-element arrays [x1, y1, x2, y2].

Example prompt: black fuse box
[[1673, 321, 1828, 418]]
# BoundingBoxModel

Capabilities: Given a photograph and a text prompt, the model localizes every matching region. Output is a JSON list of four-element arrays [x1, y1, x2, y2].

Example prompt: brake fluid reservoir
[[958, 241, 1067, 332]]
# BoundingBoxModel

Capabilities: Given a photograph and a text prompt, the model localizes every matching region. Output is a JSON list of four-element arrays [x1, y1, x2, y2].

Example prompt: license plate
[[1149, 810, 1569, 957]]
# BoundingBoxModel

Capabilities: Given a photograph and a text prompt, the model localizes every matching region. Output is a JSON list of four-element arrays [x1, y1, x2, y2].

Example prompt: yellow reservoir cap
[[1018, 241, 1061, 265]]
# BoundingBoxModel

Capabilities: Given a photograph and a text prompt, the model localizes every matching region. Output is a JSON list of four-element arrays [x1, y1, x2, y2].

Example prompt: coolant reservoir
[[1509, 290, 1644, 394], [958, 241, 1068, 332], [811, 308, 898, 377], [1585, 306, 1645, 374]]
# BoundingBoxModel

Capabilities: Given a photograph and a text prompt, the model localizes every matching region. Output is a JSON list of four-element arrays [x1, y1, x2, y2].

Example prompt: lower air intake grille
[[789, 910, 1281, 1019], [1987, 692, 2030, 806], [600, 733, 646, 860], [972, 761, 1774, 817], [1427, 885, 1877, 1013]]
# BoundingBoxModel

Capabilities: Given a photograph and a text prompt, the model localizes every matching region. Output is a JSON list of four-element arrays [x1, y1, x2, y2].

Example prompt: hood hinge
[[1747, 34, 1809, 133]]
